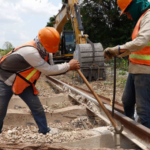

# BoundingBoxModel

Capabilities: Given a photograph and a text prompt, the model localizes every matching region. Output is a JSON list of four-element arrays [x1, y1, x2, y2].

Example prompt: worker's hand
[[104, 46, 119, 60], [69, 59, 80, 70]]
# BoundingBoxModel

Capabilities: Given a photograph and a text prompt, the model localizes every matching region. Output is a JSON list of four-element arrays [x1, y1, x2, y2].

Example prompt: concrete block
[[54, 127, 115, 149]]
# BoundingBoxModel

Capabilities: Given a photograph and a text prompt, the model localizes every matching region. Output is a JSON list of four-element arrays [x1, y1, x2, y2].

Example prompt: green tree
[[46, 0, 133, 49], [81, 0, 133, 48], [64, 20, 73, 31], [0, 41, 14, 56], [46, 15, 56, 27], [3, 41, 14, 50]]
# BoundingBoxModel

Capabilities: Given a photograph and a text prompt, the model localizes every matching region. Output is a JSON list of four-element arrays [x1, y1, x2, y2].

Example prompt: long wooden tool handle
[[77, 69, 117, 128]]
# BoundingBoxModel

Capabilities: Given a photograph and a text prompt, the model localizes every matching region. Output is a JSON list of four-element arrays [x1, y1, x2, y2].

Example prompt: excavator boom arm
[[54, 0, 87, 44], [53, 0, 105, 81]]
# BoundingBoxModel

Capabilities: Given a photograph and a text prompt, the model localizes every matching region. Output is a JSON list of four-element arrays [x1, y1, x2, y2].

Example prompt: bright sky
[[1, 0, 150, 49], [0, 0, 62, 49]]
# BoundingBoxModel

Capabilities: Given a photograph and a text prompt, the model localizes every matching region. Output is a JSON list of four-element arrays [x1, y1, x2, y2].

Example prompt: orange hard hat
[[117, 0, 132, 15], [38, 27, 60, 53]]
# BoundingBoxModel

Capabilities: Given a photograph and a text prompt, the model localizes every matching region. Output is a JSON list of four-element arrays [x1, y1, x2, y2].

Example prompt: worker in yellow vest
[[104, 0, 150, 129], [0, 27, 80, 134]]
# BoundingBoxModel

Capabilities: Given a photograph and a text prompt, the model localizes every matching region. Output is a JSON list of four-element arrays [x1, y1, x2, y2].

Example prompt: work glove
[[104, 46, 119, 60]]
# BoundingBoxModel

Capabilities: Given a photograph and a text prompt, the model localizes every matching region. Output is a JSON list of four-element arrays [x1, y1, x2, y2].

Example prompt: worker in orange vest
[[104, 0, 150, 129], [0, 27, 80, 134]]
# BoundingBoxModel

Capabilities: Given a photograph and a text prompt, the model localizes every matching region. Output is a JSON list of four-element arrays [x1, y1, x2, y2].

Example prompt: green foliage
[[80, 0, 133, 48], [3, 41, 13, 50], [46, 0, 133, 49], [0, 50, 11, 56], [64, 20, 73, 31], [46, 15, 56, 27], [108, 57, 128, 72], [46, 15, 73, 31], [119, 70, 126, 75], [117, 77, 127, 88], [0, 41, 14, 56], [117, 57, 128, 71]]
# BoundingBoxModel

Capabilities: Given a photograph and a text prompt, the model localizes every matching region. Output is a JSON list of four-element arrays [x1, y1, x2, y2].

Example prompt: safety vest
[[0, 40, 48, 95], [129, 9, 150, 65]]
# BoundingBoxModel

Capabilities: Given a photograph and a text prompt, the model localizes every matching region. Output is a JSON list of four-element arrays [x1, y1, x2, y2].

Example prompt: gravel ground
[[53, 68, 128, 104], [0, 68, 128, 145], [0, 116, 105, 144], [0, 127, 94, 144]]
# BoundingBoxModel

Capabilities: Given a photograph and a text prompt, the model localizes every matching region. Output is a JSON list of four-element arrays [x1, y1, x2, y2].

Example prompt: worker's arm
[[48, 53, 54, 65], [104, 11, 150, 59], [18, 47, 79, 76]]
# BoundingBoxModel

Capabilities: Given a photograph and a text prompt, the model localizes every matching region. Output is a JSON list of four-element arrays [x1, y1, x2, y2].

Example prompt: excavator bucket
[[74, 43, 106, 81], [53, 0, 106, 82]]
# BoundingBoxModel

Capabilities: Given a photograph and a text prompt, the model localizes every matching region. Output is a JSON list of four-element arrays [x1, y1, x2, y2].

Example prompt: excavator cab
[[53, 31, 75, 64], [61, 31, 75, 55]]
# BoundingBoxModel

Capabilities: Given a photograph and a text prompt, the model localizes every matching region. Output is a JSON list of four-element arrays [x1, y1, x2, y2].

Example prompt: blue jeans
[[0, 81, 50, 134], [122, 73, 150, 128]]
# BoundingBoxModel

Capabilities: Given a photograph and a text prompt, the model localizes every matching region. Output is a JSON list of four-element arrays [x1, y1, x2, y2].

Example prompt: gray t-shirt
[[0, 46, 70, 86]]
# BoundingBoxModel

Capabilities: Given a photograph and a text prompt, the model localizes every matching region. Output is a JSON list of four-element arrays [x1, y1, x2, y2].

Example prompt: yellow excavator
[[53, 0, 105, 81]]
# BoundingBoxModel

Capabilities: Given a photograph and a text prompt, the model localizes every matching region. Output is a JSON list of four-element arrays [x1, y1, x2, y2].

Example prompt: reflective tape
[[130, 54, 150, 60], [147, 42, 150, 46], [26, 69, 37, 80]]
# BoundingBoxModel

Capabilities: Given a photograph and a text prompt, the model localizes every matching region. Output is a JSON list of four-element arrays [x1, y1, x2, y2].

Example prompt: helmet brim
[[119, 0, 132, 16], [46, 46, 59, 53], [120, 11, 124, 16]]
